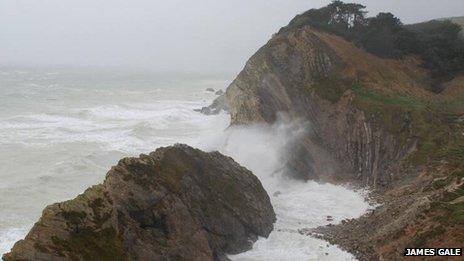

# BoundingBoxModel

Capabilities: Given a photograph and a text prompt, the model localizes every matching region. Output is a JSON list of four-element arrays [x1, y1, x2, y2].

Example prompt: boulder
[[4, 144, 275, 261]]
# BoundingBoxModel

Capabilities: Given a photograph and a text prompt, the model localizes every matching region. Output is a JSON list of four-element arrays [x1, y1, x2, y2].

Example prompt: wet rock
[[4, 144, 275, 261], [215, 90, 224, 96], [297, 228, 312, 236], [196, 94, 229, 115], [206, 88, 215, 92]]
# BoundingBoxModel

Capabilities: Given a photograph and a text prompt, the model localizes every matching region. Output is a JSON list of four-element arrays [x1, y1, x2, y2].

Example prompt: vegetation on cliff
[[280, 0, 464, 91]]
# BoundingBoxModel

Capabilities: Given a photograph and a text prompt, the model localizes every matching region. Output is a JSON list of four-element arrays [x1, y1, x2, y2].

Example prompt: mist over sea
[[0, 68, 370, 260]]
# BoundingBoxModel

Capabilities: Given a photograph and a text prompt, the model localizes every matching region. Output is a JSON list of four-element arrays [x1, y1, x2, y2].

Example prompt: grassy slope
[[409, 16, 464, 36]]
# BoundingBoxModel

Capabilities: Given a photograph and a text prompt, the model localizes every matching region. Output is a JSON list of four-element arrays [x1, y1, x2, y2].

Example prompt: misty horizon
[[1, 0, 463, 74]]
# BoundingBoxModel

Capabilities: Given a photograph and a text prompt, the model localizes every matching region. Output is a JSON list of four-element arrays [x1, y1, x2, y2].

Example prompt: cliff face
[[227, 26, 436, 187], [4, 144, 275, 261], [224, 26, 464, 259]]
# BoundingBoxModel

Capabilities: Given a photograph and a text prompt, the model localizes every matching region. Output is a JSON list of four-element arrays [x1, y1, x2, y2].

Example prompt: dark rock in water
[[273, 191, 282, 197], [215, 90, 224, 96], [297, 228, 312, 236], [3, 144, 275, 261], [326, 216, 334, 222], [196, 93, 229, 115], [206, 88, 215, 92]]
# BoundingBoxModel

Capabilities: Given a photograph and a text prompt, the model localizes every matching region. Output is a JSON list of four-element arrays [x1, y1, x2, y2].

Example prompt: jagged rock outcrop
[[195, 94, 229, 115], [3, 144, 275, 261]]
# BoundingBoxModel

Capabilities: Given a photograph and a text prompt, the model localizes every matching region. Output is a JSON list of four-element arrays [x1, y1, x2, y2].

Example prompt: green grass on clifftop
[[352, 84, 464, 170]]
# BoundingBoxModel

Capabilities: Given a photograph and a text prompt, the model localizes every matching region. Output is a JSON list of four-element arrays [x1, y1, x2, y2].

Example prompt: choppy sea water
[[0, 68, 370, 260]]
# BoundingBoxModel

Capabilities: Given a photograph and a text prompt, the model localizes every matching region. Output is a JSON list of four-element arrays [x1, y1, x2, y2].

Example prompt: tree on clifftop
[[359, 12, 410, 58], [327, 0, 367, 28]]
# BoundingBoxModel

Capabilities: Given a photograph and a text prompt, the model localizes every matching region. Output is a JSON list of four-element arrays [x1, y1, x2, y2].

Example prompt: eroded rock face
[[225, 27, 429, 186], [3, 144, 275, 261]]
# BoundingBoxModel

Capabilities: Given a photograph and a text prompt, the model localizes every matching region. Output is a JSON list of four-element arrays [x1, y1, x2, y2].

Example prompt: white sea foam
[[0, 228, 30, 255], [201, 119, 371, 261]]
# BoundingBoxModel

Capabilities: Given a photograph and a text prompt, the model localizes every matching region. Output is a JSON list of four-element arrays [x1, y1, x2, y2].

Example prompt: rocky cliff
[[227, 26, 435, 186], [223, 25, 464, 259], [3, 144, 275, 261]]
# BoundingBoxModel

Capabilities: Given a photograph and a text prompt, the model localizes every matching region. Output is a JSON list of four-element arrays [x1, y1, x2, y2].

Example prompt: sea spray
[[199, 116, 370, 260]]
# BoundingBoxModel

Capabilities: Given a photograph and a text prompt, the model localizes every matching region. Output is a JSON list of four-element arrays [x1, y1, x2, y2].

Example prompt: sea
[[0, 68, 371, 260]]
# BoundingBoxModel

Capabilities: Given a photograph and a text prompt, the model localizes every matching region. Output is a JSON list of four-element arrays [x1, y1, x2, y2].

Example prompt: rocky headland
[[217, 6, 464, 260], [3, 145, 275, 261]]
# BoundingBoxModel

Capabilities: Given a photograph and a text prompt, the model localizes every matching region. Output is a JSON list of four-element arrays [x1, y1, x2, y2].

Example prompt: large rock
[[3, 144, 275, 261]]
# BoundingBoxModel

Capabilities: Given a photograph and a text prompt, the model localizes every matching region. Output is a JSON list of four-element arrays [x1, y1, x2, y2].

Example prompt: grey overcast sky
[[1, 0, 463, 74]]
